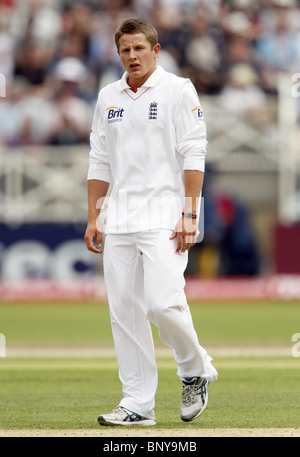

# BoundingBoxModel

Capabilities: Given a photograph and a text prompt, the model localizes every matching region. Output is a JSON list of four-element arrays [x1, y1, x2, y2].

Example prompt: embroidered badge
[[148, 101, 158, 120]]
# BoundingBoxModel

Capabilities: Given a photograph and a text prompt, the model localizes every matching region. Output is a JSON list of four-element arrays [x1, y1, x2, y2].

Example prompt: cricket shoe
[[180, 377, 210, 422], [98, 406, 156, 426]]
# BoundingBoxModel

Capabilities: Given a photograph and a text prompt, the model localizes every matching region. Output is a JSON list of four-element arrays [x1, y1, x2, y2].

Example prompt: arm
[[170, 170, 203, 253], [85, 91, 111, 254], [84, 179, 109, 254], [171, 81, 207, 253]]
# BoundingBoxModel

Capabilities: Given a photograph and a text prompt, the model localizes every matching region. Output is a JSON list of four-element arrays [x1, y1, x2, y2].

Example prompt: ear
[[153, 43, 160, 58]]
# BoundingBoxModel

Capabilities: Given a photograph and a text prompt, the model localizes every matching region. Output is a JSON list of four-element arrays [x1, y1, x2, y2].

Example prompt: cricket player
[[84, 18, 218, 426]]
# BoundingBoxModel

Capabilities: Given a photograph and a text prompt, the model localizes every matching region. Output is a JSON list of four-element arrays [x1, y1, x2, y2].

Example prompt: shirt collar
[[118, 65, 164, 92]]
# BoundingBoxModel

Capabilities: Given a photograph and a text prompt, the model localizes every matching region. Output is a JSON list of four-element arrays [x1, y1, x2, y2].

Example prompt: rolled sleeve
[[87, 93, 111, 183], [183, 150, 205, 172], [175, 81, 207, 172], [87, 161, 111, 182]]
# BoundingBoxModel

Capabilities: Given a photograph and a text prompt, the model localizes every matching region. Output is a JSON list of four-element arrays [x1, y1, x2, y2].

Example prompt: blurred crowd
[[0, 0, 300, 146]]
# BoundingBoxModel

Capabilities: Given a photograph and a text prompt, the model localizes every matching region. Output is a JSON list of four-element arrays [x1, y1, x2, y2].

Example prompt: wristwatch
[[182, 212, 197, 219]]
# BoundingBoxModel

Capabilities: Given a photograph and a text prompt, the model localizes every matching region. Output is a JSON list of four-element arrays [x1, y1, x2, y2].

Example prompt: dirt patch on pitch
[[1, 428, 300, 437]]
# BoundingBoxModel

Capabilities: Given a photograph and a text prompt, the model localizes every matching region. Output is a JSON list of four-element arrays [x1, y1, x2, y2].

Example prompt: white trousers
[[103, 229, 218, 420]]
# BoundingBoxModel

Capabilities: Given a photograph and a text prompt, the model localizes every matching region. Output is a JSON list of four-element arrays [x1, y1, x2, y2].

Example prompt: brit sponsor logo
[[192, 105, 203, 119], [106, 106, 125, 124]]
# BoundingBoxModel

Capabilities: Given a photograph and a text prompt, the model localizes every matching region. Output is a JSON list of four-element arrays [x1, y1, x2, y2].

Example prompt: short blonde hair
[[115, 18, 158, 50]]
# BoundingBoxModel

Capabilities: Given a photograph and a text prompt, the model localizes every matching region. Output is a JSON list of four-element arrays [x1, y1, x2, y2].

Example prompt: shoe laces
[[182, 378, 207, 406], [113, 406, 125, 414], [113, 406, 143, 422]]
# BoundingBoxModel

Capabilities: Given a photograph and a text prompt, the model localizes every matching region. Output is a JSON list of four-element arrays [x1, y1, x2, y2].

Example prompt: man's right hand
[[84, 220, 103, 254]]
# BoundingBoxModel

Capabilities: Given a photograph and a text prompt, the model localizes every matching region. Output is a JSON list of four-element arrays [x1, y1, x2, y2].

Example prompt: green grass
[[0, 303, 113, 345], [0, 301, 300, 430], [0, 301, 299, 346], [0, 356, 299, 429]]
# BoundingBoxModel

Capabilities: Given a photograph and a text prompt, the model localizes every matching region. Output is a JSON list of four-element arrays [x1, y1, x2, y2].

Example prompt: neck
[[127, 66, 157, 90], [127, 76, 147, 90], [127, 78, 141, 91]]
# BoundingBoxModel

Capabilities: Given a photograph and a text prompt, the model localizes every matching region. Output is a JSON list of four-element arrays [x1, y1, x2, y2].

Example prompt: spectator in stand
[[0, 77, 58, 146], [0, 77, 27, 145], [255, 0, 300, 93], [0, 17, 15, 85], [219, 63, 267, 116], [14, 38, 56, 86], [48, 57, 92, 145], [1, 0, 300, 146], [183, 9, 225, 93]]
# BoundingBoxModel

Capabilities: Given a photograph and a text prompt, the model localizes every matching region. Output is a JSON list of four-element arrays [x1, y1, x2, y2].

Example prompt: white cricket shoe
[[98, 406, 156, 426], [180, 377, 210, 422]]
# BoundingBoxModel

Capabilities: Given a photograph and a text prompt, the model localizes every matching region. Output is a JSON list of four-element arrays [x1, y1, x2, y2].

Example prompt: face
[[118, 33, 160, 88]]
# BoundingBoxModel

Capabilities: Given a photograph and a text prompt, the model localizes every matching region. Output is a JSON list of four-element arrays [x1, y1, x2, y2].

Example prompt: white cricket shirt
[[88, 65, 207, 234]]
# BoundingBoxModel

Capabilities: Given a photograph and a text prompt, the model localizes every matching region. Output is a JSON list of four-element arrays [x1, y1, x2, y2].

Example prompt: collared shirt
[[88, 66, 207, 234]]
